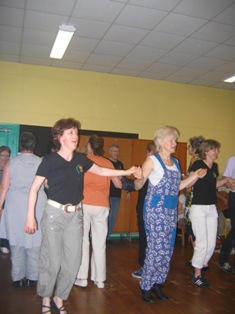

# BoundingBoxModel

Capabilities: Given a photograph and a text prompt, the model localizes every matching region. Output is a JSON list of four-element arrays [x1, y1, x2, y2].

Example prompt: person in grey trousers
[[24, 117, 139, 314]]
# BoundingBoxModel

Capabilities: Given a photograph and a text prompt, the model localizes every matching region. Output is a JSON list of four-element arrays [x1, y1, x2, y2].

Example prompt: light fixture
[[50, 24, 76, 59], [224, 75, 235, 83]]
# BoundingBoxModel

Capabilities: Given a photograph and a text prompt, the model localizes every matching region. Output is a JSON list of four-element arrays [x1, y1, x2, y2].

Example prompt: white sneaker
[[0, 247, 10, 254], [74, 279, 88, 287], [95, 281, 104, 289]]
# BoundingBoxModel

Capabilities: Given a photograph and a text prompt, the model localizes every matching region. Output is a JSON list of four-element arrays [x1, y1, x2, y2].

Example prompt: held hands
[[134, 168, 144, 180], [226, 177, 235, 189], [126, 166, 141, 176]]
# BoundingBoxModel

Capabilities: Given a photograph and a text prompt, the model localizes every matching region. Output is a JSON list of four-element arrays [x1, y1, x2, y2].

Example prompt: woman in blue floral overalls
[[134, 126, 207, 303]]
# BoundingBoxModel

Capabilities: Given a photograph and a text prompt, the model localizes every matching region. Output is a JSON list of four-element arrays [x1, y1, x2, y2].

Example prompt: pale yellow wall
[[0, 61, 235, 171]]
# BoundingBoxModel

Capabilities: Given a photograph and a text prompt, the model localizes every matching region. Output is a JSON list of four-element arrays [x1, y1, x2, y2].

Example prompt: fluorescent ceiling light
[[50, 24, 76, 59], [224, 75, 235, 83]]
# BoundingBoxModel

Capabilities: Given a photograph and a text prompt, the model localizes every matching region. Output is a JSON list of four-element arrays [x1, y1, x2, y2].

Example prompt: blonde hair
[[154, 126, 180, 152]]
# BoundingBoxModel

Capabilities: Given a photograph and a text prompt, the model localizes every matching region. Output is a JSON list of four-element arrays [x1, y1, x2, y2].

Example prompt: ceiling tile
[[95, 40, 134, 57], [146, 62, 181, 75], [115, 5, 167, 29], [0, 6, 24, 27], [173, 0, 235, 20], [62, 49, 92, 63], [127, 46, 166, 61], [69, 18, 111, 40], [158, 51, 198, 66], [22, 29, 55, 46], [86, 53, 122, 67], [205, 44, 235, 61], [1, 0, 235, 90], [0, 26, 22, 42], [225, 36, 235, 46], [173, 38, 219, 55], [52, 59, 83, 70], [69, 37, 99, 52], [215, 61, 235, 72], [189, 78, 215, 87], [21, 43, 51, 58], [155, 13, 207, 36], [115, 57, 153, 71], [0, 40, 20, 54], [199, 70, 231, 82], [73, 0, 124, 23], [192, 21, 235, 43], [0, 53, 20, 62], [141, 31, 185, 50], [104, 25, 149, 44], [213, 3, 235, 25], [188, 57, 226, 70], [27, 0, 76, 15], [0, 0, 26, 9], [20, 56, 52, 66], [24, 10, 68, 32], [171, 66, 210, 80], [129, 0, 182, 11]]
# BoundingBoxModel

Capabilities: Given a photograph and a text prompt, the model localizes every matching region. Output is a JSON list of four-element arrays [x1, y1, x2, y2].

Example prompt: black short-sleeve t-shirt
[[191, 160, 219, 205], [37, 152, 93, 205], [109, 159, 124, 198]]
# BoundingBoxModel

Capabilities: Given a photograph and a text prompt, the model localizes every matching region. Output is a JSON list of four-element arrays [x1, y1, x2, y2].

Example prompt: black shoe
[[50, 299, 67, 313], [202, 266, 209, 272], [141, 289, 157, 303], [25, 279, 36, 287], [217, 261, 232, 273], [151, 283, 168, 300], [106, 239, 113, 244], [12, 279, 25, 288], [192, 275, 210, 288]]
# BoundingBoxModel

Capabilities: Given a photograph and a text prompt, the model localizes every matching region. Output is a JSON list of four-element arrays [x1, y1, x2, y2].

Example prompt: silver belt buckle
[[64, 203, 74, 213]]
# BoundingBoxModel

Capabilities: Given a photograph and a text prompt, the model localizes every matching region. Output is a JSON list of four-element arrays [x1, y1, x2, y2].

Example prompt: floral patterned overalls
[[140, 153, 181, 291]]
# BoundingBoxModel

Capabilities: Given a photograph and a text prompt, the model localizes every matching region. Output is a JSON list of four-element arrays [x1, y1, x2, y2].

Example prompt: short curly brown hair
[[52, 118, 81, 150]]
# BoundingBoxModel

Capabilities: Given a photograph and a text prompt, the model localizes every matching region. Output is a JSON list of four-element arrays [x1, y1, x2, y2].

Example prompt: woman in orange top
[[74, 135, 122, 289]]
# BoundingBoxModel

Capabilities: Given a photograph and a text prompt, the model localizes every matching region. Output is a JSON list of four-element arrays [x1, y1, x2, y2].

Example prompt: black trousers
[[218, 192, 235, 265], [136, 182, 148, 268], [0, 238, 10, 249]]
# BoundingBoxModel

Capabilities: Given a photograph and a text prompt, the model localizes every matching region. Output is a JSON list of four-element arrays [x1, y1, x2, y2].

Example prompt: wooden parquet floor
[[0, 236, 235, 314]]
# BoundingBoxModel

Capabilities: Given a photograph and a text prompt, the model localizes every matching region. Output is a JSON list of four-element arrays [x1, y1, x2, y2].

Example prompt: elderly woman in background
[[0, 133, 47, 288], [0, 145, 11, 254]]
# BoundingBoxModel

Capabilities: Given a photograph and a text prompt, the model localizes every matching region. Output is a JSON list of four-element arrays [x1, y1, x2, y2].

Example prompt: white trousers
[[77, 205, 109, 282], [190, 204, 218, 269]]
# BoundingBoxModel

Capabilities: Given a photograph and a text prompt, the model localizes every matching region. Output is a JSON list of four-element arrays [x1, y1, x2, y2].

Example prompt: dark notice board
[[20, 124, 138, 157]]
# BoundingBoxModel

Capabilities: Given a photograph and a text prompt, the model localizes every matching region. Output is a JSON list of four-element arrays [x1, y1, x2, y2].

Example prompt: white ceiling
[[1, 0, 235, 90]]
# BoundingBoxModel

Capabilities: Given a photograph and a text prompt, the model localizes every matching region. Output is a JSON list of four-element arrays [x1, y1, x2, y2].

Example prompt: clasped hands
[[226, 177, 235, 189]]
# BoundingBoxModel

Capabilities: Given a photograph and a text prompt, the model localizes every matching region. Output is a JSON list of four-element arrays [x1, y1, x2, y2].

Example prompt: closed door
[[0, 123, 19, 157]]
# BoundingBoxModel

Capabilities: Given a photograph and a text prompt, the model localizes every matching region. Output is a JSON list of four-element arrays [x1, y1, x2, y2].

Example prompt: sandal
[[41, 304, 51, 314], [50, 299, 68, 314]]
